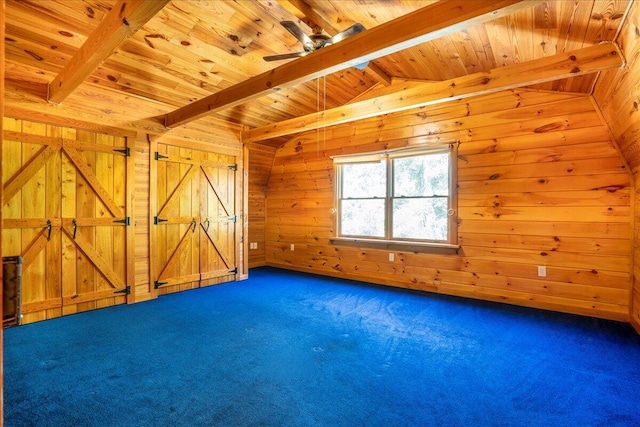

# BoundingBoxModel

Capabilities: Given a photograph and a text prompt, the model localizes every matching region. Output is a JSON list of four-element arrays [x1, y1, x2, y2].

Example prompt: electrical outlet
[[388, 253, 395, 262], [290, 244, 295, 251], [538, 266, 547, 277]]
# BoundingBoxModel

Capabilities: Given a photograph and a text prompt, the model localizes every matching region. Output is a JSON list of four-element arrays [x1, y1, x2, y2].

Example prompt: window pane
[[392, 197, 448, 240], [341, 162, 386, 198], [393, 153, 449, 197], [341, 199, 385, 237]]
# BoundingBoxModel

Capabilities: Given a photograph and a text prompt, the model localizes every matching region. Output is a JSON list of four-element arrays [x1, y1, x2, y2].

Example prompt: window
[[333, 144, 458, 247]]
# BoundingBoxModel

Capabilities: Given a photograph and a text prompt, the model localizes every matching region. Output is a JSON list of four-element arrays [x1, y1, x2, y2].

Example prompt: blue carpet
[[4, 267, 640, 426]]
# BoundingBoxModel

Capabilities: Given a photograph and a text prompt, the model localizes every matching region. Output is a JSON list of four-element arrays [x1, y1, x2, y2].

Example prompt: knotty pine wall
[[265, 89, 633, 322], [248, 144, 276, 268], [593, 0, 640, 331]]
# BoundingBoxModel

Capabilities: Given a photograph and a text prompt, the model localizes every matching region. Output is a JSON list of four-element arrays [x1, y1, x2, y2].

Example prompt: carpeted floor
[[4, 267, 640, 426]]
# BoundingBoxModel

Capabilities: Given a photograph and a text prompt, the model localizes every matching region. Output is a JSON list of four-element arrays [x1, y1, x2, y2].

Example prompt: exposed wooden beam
[[164, 0, 536, 129], [47, 0, 169, 104], [241, 43, 625, 143], [285, 0, 393, 85]]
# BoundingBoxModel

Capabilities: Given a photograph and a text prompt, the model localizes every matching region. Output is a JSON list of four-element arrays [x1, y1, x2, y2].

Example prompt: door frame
[[149, 136, 245, 297]]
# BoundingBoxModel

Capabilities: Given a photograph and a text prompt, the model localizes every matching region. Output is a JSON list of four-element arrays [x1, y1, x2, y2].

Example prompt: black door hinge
[[228, 215, 237, 223], [155, 152, 169, 160], [228, 164, 238, 171], [113, 217, 131, 226], [154, 280, 168, 289], [114, 286, 130, 295], [229, 267, 238, 274], [154, 217, 168, 225], [114, 147, 131, 156]]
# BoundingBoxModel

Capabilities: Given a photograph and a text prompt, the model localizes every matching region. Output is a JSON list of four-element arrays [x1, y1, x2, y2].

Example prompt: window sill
[[329, 237, 460, 254]]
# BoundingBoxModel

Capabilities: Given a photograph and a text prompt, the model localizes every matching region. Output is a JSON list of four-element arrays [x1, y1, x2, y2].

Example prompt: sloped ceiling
[[3, 0, 632, 145]]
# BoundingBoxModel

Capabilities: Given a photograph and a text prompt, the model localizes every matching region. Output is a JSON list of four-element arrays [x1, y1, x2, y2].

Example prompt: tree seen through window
[[336, 147, 455, 243]]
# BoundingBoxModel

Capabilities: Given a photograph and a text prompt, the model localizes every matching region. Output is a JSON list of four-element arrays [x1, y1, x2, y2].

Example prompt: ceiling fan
[[263, 21, 366, 62]]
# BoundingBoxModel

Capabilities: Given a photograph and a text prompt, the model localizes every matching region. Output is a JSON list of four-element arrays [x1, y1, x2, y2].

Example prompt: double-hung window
[[333, 144, 458, 247]]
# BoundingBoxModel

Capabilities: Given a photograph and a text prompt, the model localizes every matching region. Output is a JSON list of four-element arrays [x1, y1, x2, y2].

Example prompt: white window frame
[[332, 144, 459, 250]]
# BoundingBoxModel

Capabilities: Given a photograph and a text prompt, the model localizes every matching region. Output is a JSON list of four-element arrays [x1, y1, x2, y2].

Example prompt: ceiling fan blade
[[263, 51, 309, 62], [325, 23, 366, 46], [280, 21, 313, 47]]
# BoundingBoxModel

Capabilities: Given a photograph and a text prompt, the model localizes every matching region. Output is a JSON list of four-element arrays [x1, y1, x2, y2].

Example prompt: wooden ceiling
[[3, 0, 632, 145]]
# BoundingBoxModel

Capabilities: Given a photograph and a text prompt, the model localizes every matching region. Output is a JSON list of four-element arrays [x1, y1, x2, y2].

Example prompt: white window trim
[[332, 143, 459, 251]]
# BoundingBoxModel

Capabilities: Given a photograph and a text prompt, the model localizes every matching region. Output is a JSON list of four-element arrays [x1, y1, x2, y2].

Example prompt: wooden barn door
[[2, 120, 63, 322], [2, 118, 133, 323], [199, 156, 238, 283], [153, 142, 238, 294], [60, 130, 131, 315]]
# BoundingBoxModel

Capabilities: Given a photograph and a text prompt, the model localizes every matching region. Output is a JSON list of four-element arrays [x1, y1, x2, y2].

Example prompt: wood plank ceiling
[[3, 1, 631, 146]]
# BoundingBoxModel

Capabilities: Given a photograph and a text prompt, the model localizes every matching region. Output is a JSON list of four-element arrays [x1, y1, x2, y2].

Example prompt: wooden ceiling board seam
[[103, 52, 182, 89], [4, 15, 88, 50], [582, 0, 630, 46], [449, 30, 484, 75], [4, 35, 70, 70], [429, 37, 470, 80], [87, 73, 192, 107], [153, 2, 203, 35], [508, 6, 536, 65], [3, 62, 56, 86], [228, 0, 322, 60], [533, 1, 557, 59], [555, 0, 594, 53], [464, 24, 498, 71], [178, 27, 272, 81], [8, 0, 112, 35], [189, 21, 252, 58], [485, 16, 518, 67], [110, 45, 226, 92]]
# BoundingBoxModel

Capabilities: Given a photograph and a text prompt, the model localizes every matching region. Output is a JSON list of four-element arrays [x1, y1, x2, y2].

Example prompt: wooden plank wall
[[248, 143, 276, 268], [593, 0, 640, 332], [1, 1, 5, 421], [265, 89, 633, 321]]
